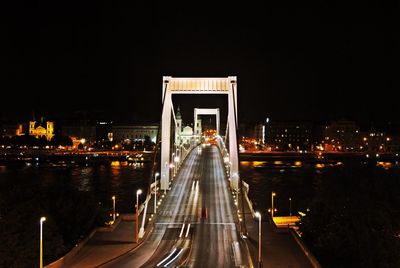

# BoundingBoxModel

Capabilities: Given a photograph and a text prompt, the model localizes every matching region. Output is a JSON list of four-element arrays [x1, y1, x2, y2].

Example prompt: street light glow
[[40, 216, 46, 268], [137, 189, 142, 195], [255, 211, 262, 267]]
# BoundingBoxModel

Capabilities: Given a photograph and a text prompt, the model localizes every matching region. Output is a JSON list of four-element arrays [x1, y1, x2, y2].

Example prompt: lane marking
[[157, 248, 177, 267], [179, 223, 185, 238], [164, 248, 184, 267], [185, 223, 191, 238]]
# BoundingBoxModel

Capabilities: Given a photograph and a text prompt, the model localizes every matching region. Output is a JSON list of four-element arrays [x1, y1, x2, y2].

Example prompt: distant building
[[1, 123, 26, 137], [360, 130, 392, 153], [254, 122, 265, 145], [174, 107, 202, 146], [265, 121, 312, 151], [96, 120, 113, 144], [180, 126, 194, 145], [29, 119, 54, 141], [321, 120, 360, 151], [112, 124, 159, 143], [1, 116, 54, 141]]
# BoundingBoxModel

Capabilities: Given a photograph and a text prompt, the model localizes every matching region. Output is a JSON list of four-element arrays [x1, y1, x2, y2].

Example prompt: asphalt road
[[102, 145, 249, 267]]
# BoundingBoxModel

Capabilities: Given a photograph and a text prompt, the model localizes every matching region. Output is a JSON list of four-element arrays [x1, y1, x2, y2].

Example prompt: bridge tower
[[160, 76, 239, 191], [194, 108, 219, 143]]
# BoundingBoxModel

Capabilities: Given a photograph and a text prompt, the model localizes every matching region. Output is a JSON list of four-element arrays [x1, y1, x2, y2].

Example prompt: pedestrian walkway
[[241, 193, 314, 268], [64, 219, 137, 268], [47, 201, 155, 268]]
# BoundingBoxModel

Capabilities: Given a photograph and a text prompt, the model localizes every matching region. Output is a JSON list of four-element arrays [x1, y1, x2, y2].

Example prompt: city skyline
[[3, 4, 399, 124]]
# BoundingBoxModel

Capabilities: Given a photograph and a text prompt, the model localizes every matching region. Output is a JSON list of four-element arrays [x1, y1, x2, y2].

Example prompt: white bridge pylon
[[161, 76, 239, 191], [194, 108, 220, 142]]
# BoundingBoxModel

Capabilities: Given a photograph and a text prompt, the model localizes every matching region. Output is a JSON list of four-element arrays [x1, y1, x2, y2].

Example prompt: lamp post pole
[[255, 212, 262, 268], [289, 197, 292, 216], [271, 192, 276, 218], [136, 189, 142, 243], [154, 172, 159, 214], [40, 217, 46, 268], [112, 195, 116, 222]]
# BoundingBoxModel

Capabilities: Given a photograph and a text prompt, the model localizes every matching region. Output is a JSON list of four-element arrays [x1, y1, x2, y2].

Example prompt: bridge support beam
[[228, 81, 239, 190], [161, 87, 172, 191]]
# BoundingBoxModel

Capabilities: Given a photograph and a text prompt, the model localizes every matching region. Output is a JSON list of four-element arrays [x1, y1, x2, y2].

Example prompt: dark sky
[[3, 3, 399, 125]]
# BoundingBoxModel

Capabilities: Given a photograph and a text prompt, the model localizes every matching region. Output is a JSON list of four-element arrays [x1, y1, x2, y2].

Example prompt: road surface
[[102, 145, 249, 267]]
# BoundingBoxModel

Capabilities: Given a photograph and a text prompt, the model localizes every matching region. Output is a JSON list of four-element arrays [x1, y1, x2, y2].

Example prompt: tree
[[0, 186, 65, 267], [50, 135, 73, 147], [300, 166, 400, 268]]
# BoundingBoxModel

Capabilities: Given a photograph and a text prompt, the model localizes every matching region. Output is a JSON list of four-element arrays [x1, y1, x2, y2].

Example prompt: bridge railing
[[216, 135, 231, 174]]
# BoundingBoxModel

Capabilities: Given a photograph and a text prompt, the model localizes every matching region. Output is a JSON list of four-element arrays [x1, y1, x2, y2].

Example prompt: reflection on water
[[240, 158, 400, 217], [377, 161, 393, 169], [0, 161, 151, 213]]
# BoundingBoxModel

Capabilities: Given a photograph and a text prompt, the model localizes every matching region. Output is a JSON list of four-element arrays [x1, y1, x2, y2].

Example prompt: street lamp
[[112, 195, 116, 222], [40, 217, 46, 268], [136, 189, 142, 243], [255, 212, 262, 268], [174, 153, 179, 176], [154, 172, 159, 214], [289, 197, 292, 216], [271, 192, 276, 218]]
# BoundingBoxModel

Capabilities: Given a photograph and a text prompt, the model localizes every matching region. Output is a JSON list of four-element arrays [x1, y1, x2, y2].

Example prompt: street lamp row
[[40, 188, 146, 268]]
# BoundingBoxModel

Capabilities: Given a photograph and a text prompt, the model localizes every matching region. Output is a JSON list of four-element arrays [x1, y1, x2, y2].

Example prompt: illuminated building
[[322, 120, 360, 151], [113, 124, 159, 143], [174, 107, 202, 147], [29, 119, 54, 141], [265, 121, 312, 151]]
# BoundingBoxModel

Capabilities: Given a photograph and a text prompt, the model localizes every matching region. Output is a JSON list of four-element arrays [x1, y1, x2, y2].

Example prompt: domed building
[[29, 118, 54, 141]]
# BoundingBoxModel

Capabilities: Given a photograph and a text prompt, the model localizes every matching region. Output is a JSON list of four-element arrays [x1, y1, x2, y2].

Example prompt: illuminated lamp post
[[154, 172, 159, 214], [136, 189, 142, 243], [268, 192, 277, 218], [40, 217, 46, 268], [255, 212, 262, 268], [112, 195, 116, 222]]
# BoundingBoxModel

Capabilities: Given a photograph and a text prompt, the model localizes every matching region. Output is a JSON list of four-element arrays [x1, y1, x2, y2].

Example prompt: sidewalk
[[240, 193, 313, 268], [48, 205, 155, 268]]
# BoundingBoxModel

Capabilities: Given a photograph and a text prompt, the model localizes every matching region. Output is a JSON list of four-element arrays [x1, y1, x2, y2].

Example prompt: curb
[[289, 229, 322, 268]]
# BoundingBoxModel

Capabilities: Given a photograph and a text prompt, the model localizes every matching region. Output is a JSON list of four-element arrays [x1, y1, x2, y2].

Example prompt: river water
[[1, 157, 399, 215], [0, 161, 151, 213]]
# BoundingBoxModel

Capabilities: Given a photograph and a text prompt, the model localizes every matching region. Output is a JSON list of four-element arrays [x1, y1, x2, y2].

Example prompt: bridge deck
[[61, 145, 312, 268]]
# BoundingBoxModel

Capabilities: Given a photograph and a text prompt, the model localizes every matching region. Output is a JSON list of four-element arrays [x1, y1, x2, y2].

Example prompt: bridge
[[56, 77, 315, 268]]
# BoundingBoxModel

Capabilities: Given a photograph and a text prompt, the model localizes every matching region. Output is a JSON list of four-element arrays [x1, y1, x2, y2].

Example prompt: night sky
[[3, 3, 399, 126]]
